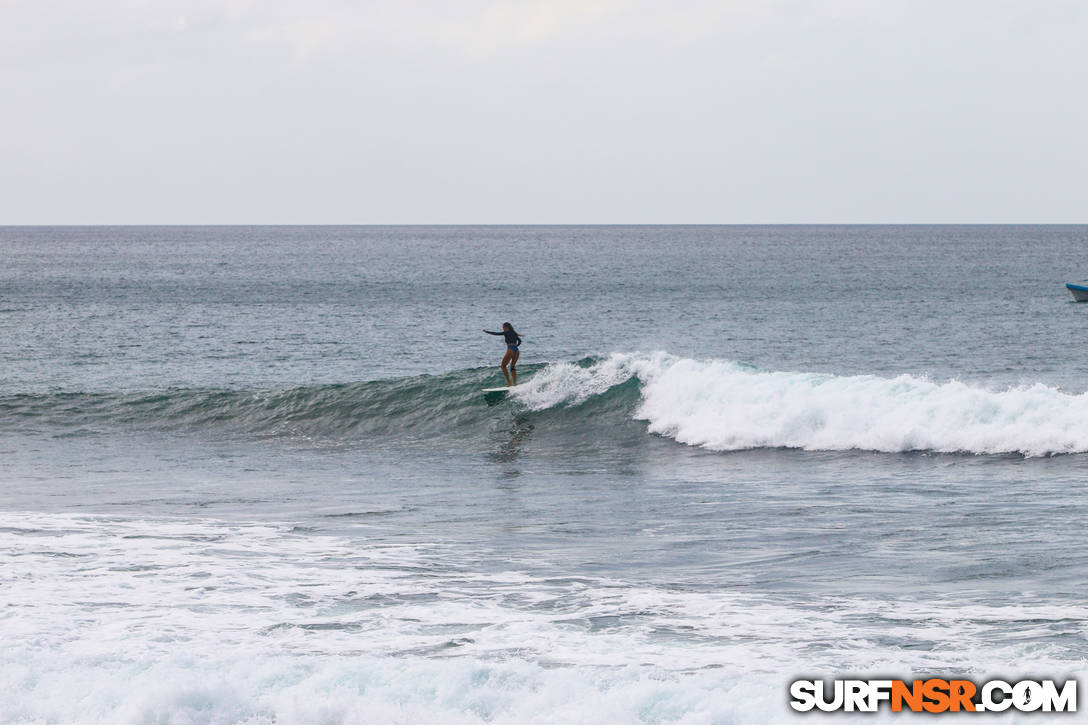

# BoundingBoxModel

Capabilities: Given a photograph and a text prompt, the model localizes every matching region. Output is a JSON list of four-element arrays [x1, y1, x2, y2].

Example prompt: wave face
[[0, 369, 510, 440], [520, 353, 1088, 457], [5, 353, 1088, 456]]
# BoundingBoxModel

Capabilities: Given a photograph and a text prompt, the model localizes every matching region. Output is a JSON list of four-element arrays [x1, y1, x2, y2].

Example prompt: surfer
[[483, 322, 522, 386]]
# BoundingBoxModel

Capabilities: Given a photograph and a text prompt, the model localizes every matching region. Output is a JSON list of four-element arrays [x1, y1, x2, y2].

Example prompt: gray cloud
[[1, 0, 1085, 223]]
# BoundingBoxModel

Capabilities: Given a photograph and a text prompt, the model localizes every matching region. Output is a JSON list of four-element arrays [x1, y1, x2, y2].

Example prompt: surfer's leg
[[510, 350, 519, 385], [500, 350, 513, 386]]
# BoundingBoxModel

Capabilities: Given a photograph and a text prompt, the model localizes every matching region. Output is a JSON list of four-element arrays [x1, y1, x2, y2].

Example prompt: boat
[[1066, 283, 1088, 302]]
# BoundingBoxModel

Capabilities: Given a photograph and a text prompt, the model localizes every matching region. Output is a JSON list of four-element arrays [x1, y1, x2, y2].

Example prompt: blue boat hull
[[1066, 283, 1088, 302]]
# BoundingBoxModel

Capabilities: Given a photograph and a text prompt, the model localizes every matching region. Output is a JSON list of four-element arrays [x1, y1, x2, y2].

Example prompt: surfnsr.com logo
[[789, 679, 1077, 713]]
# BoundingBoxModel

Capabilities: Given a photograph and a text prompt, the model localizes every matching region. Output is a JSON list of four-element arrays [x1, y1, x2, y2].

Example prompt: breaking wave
[[520, 353, 1088, 457], [4, 353, 1087, 456]]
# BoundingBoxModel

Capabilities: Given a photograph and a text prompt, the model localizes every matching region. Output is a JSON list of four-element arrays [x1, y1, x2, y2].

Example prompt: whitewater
[[519, 353, 1088, 457], [4, 511, 1084, 724]]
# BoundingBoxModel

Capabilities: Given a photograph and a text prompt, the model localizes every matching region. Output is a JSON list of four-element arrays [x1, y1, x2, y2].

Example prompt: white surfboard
[[482, 387, 512, 393]]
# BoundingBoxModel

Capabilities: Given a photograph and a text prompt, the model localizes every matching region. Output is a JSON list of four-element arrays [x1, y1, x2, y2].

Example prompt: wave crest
[[533, 353, 1088, 457]]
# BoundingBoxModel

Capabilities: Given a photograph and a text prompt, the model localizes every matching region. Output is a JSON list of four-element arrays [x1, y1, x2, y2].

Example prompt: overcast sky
[[1, 1, 1085, 224]]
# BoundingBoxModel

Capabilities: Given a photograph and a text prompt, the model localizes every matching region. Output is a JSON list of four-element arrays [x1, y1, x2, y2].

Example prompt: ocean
[[2, 225, 1087, 723]]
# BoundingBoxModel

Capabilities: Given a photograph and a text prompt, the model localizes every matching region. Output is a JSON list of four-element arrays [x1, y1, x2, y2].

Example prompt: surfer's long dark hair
[[502, 322, 521, 341]]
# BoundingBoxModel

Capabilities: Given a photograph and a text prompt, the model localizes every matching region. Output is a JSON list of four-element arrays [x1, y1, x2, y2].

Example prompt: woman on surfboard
[[483, 322, 522, 386]]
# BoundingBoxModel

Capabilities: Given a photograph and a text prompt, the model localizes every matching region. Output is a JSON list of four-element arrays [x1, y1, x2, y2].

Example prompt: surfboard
[[482, 387, 511, 393]]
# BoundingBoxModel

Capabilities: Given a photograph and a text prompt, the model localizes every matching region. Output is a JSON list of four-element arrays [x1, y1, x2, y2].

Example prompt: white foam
[[3, 512, 1084, 723], [523, 353, 1088, 456], [514, 353, 668, 410]]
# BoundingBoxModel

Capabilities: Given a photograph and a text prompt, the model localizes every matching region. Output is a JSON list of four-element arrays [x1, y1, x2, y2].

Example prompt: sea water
[[1, 225, 1087, 723]]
